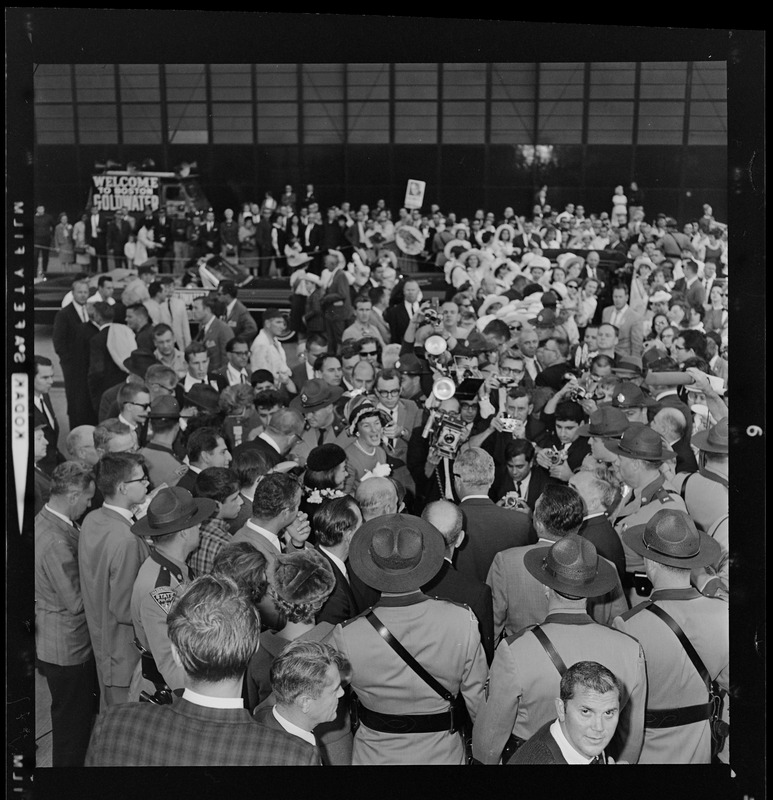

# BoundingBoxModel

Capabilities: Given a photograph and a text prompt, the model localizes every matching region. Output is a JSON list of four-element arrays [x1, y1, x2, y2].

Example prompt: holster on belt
[[134, 637, 173, 705], [501, 733, 525, 764]]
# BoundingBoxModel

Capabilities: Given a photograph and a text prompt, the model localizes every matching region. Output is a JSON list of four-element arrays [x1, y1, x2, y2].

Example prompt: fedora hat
[[394, 353, 429, 376], [182, 383, 220, 413], [691, 416, 729, 454], [348, 513, 445, 592], [123, 349, 161, 378], [576, 406, 630, 438], [131, 486, 216, 538], [622, 509, 721, 569], [524, 534, 618, 598], [610, 382, 657, 408], [147, 395, 181, 419], [604, 422, 675, 462], [289, 378, 343, 413], [611, 355, 643, 379]]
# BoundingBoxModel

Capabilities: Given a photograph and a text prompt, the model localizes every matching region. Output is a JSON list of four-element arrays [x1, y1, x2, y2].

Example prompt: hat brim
[[523, 544, 619, 598], [621, 523, 722, 569], [348, 514, 445, 593], [290, 385, 344, 414], [690, 429, 729, 453], [147, 411, 181, 419], [181, 394, 220, 412], [576, 423, 627, 438], [604, 438, 675, 462], [131, 497, 217, 538]]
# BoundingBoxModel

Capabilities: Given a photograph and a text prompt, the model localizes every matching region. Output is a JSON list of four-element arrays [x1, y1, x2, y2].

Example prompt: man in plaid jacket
[[86, 574, 319, 766]]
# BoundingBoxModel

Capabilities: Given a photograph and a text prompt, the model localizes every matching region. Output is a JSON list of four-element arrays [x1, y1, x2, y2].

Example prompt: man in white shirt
[[180, 342, 224, 394], [152, 324, 187, 379], [116, 382, 151, 447], [518, 328, 541, 382], [250, 308, 296, 393]]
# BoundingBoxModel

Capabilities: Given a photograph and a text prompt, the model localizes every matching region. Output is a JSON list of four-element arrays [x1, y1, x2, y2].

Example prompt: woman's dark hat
[[576, 406, 630, 438], [523, 534, 618, 598], [691, 416, 729, 454], [348, 513, 445, 592], [131, 486, 216, 538], [182, 383, 220, 413], [621, 509, 721, 568], [306, 443, 347, 472], [604, 422, 675, 462]]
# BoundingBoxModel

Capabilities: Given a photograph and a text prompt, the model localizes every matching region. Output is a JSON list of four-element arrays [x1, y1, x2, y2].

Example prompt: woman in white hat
[[342, 399, 392, 494]]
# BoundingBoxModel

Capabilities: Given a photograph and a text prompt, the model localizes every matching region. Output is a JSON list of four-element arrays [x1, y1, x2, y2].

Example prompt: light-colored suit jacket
[[158, 296, 192, 352], [78, 506, 150, 686], [602, 304, 643, 358]]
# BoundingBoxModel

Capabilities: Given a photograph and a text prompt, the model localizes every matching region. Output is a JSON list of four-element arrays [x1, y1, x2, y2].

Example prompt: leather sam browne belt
[[646, 702, 713, 728], [356, 702, 457, 734]]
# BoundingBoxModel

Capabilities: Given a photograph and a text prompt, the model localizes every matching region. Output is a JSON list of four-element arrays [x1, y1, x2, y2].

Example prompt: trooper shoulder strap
[[531, 625, 568, 676]]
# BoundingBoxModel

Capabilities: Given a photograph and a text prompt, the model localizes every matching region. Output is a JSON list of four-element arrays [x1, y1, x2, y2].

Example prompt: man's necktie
[[589, 755, 602, 765], [317, 429, 325, 446], [516, 481, 523, 498], [167, 299, 173, 323]]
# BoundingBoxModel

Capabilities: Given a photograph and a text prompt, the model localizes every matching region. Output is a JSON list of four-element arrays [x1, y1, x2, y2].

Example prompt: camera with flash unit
[[493, 375, 517, 390], [429, 411, 467, 459], [422, 306, 442, 327], [562, 372, 587, 402], [546, 446, 566, 467], [499, 414, 525, 436]]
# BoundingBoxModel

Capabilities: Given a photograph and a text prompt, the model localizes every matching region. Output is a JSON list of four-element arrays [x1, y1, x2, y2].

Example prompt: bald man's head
[[65, 425, 99, 466], [354, 477, 398, 520], [650, 406, 687, 443], [421, 499, 464, 552]]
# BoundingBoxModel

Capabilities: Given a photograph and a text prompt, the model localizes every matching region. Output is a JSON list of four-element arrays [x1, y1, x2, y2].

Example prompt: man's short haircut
[[65, 425, 95, 459], [354, 477, 398, 518], [97, 274, 112, 288], [200, 294, 225, 317], [219, 279, 238, 299], [270, 640, 350, 705], [368, 285, 388, 306], [504, 438, 535, 462], [680, 355, 712, 375], [72, 277, 90, 290], [145, 364, 178, 388], [167, 574, 261, 683], [92, 301, 115, 324], [117, 381, 150, 406], [680, 329, 708, 359], [598, 322, 619, 337], [375, 367, 400, 386], [560, 661, 622, 705], [211, 542, 269, 607], [305, 332, 329, 350], [357, 336, 382, 356], [231, 448, 272, 489], [50, 461, 96, 496], [507, 386, 533, 404], [186, 426, 223, 464], [454, 447, 495, 488], [126, 302, 150, 321], [683, 259, 699, 275], [612, 283, 629, 296], [251, 472, 301, 520], [591, 354, 614, 372], [266, 408, 305, 438], [353, 294, 371, 308], [339, 340, 361, 361], [95, 452, 145, 497], [253, 388, 284, 411], [313, 353, 340, 373], [148, 280, 164, 300], [93, 418, 133, 452], [554, 400, 585, 424], [34, 354, 53, 374], [219, 383, 255, 415], [158, 275, 175, 287], [689, 303, 706, 322], [654, 407, 687, 440], [421, 499, 463, 549], [194, 466, 240, 504], [226, 335, 249, 353], [533, 484, 585, 536], [573, 472, 617, 514], [546, 336, 570, 359], [184, 341, 209, 362], [153, 322, 174, 338], [138, 264, 156, 277], [482, 319, 511, 341], [500, 348, 524, 363], [312, 495, 361, 548]]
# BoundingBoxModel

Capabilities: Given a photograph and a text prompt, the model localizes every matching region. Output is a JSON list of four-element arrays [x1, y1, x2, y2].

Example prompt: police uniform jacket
[[486, 541, 629, 641], [85, 694, 318, 767], [472, 611, 646, 764], [671, 468, 728, 535], [138, 442, 189, 489], [331, 592, 488, 765], [129, 550, 191, 697], [613, 588, 728, 764], [613, 473, 687, 577], [78, 507, 150, 688]]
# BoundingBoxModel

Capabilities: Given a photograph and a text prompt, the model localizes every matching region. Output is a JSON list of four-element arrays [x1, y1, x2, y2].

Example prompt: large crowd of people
[[34, 187, 730, 767]]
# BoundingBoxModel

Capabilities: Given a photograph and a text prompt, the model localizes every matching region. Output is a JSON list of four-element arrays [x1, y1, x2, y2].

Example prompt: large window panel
[[119, 65, 160, 103], [589, 63, 636, 99], [122, 104, 162, 144], [442, 64, 487, 101], [691, 62, 727, 101], [255, 64, 297, 102], [256, 105, 298, 144], [347, 101, 389, 144], [538, 64, 585, 100], [78, 103, 118, 144], [442, 100, 486, 144], [164, 64, 207, 103], [637, 101, 684, 144], [491, 63, 536, 101], [395, 64, 437, 101], [394, 101, 437, 144], [35, 104, 75, 144], [302, 64, 344, 102], [303, 102, 345, 144], [587, 100, 634, 144], [167, 103, 208, 144], [688, 101, 727, 145], [639, 63, 688, 100], [34, 63, 73, 104], [490, 100, 535, 144], [75, 64, 115, 103], [347, 64, 389, 101], [210, 64, 252, 102], [212, 103, 254, 144], [537, 101, 584, 145]]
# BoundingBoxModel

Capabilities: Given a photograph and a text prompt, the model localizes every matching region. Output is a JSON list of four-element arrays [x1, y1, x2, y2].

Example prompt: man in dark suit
[[421, 500, 495, 665], [86, 204, 109, 272], [383, 279, 421, 344], [314, 496, 362, 626], [191, 294, 234, 372], [535, 396, 591, 485], [511, 219, 543, 252], [86, 574, 318, 767], [126, 302, 155, 353], [53, 278, 94, 429], [217, 280, 258, 344], [492, 438, 552, 512], [231, 408, 304, 471], [86, 302, 129, 419], [33, 356, 66, 476], [650, 406, 698, 475], [453, 447, 534, 584]]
